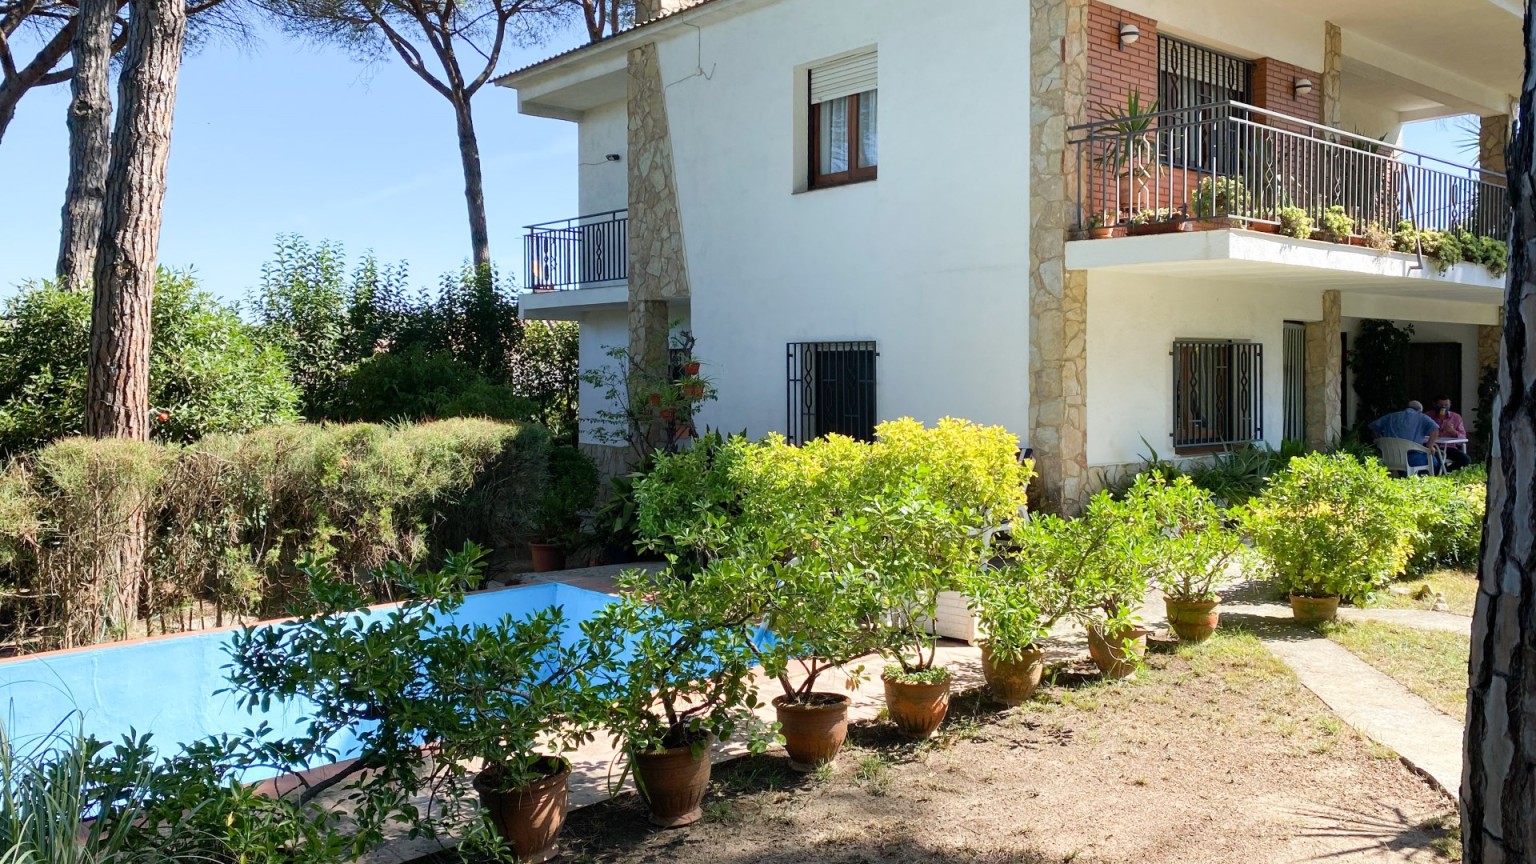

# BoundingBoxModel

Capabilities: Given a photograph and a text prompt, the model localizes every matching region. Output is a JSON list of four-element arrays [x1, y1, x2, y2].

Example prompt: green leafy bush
[[1319, 205, 1355, 241], [1137, 474, 1242, 603], [1243, 453, 1417, 601], [226, 546, 616, 849], [1401, 466, 1486, 574], [1278, 207, 1314, 239], [0, 419, 550, 652], [328, 348, 536, 424], [0, 273, 299, 455], [534, 447, 599, 544]]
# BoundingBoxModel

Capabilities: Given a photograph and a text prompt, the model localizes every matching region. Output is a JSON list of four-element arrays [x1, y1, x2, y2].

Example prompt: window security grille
[[1158, 35, 1253, 173], [1172, 339, 1263, 449], [786, 341, 877, 444]]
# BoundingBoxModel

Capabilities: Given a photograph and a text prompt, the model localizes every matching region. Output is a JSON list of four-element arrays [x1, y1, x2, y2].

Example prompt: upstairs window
[[1172, 338, 1263, 451], [787, 341, 877, 443], [1158, 35, 1251, 172], [810, 50, 878, 187]]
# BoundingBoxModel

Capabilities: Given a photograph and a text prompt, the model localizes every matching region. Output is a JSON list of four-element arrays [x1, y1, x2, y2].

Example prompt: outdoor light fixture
[[605, 153, 623, 162], [1294, 78, 1314, 97], [1119, 22, 1140, 49]]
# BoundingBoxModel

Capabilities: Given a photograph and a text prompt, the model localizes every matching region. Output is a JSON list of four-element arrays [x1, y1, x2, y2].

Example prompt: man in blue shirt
[[1368, 401, 1441, 470]]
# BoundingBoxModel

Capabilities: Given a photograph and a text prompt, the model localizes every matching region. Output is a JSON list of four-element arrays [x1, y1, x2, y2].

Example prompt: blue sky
[[0, 21, 584, 302], [0, 29, 1479, 304]]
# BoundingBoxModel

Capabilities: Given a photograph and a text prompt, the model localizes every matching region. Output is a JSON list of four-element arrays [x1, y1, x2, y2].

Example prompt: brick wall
[[1253, 57, 1322, 126], [1086, 0, 1157, 117]]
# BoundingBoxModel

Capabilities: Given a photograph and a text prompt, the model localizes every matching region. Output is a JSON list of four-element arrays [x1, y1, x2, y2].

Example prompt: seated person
[[1368, 401, 1441, 472], [1431, 395, 1471, 471]]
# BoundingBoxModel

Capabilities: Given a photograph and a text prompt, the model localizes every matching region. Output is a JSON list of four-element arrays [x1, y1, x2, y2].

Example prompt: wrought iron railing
[[524, 209, 628, 292], [1071, 101, 1508, 241]]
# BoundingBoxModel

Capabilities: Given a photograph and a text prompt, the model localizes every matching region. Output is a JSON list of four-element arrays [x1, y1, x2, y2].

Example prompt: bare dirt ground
[[539, 633, 1456, 864]]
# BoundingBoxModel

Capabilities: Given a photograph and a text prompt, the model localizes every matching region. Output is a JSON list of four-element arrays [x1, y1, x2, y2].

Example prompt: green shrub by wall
[[1400, 466, 1486, 575], [0, 420, 548, 652]]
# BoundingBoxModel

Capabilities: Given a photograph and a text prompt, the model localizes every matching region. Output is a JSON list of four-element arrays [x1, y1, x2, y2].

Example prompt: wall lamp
[[1119, 22, 1140, 49], [1294, 78, 1314, 98], [605, 153, 623, 162]]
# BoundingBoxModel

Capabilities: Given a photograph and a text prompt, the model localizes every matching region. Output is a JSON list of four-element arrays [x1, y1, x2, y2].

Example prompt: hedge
[[0, 419, 549, 652]]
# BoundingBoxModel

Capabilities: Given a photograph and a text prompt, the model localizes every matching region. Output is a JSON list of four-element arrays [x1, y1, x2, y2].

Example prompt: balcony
[[1066, 101, 1509, 299], [520, 209, 629, 319]]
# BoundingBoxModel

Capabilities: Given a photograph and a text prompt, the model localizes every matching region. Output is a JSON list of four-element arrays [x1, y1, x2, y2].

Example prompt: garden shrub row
[[0, 419, 549, 651]]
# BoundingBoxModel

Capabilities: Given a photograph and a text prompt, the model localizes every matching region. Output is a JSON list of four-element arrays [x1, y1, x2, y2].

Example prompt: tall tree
[[1462, 3, 1536, 860], [0, 0, 90, 144], [265, 0, 561, 268], [85, 0, 185, 440], [54, 0, 114, 287]]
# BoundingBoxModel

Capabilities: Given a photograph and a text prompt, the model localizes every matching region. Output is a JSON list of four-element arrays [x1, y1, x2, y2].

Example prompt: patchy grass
[[1325, 620, 1470, 720], [1379, 569, 1479, 616], [527, 631, 1452, 864], [1420, 812, 1463, 860]]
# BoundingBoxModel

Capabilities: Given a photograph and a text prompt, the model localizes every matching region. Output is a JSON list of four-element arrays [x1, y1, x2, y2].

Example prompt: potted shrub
[[1127, 207, 1188, 236], [530, 447, 600, 572], [962, 558, 1070, 706], [587, 568, 770, 828], [1072, 485, 1159, 678], [1278, 206, 1314, 240], [1187, 176, 1251, 229], [1243, 453, 1417, 623], [224, 547, 613, 863], [1320, 204, 1356, 244], [1141, 474, 1241, 643], [1087, 211, 1119, 239]]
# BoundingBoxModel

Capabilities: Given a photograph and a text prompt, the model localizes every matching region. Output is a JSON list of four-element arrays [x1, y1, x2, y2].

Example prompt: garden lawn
[[1324, 621, 1470, 721], [444, 633, 1455, 864], [1378, 570, 1479, 617]]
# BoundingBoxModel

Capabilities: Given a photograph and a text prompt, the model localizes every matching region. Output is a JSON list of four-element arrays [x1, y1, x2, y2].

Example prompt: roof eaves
[[494, 0, 725, 87]]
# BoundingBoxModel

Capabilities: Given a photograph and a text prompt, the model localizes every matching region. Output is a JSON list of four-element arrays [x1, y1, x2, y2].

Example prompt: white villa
[[497, 0, 1520, 512]]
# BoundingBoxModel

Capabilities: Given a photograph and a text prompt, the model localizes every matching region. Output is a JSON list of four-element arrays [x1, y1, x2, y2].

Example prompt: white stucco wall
[[577, 100, 629, 216], [644, 0, 1034, 443], [575, 304, 692, 447], [1085, 271, 1326, 467]]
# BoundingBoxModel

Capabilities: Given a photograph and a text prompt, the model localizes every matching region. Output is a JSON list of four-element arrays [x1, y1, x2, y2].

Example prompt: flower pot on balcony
[[1246, 221, 1279, 234], [681, 382, 705, 400], [1128, 219, 1191, 237], [1088, 226, 1124, 239], [682, 361, 701, 376]]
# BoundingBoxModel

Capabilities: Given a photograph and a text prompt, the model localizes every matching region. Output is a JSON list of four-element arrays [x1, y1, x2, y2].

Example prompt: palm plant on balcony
[[1092, 89, 1160, 216]]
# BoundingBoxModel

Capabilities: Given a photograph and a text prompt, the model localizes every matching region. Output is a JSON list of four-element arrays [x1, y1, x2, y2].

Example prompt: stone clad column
[[627, 41, 691, 452], [1304, 290, 1342, 450], [1481, 114, 1510, 175], [1028, 0, 1089, 514], [1322, 23, 1342, 129]]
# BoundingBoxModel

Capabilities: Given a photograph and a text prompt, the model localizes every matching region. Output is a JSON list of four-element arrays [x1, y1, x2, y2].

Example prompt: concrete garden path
[[1212, 584, 1467, 799]]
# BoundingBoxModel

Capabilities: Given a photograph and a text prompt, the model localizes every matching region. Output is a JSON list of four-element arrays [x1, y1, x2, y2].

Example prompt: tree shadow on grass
[[1288, 801, 1457, 861]]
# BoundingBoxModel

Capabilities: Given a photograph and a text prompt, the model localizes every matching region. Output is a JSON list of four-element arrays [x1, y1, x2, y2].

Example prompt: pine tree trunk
[[57, 0, 116, 289], [453, 97, 491, 268], [82, 0, 185, 635], [1462, 5, 1536, 861]]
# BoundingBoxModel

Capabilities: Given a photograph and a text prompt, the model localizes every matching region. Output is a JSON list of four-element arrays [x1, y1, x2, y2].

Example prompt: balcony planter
[[682, 361, 701, 376], [1127, 219, 1192, 237], [1087, 225, 1125, 239], [681, 381, 705, 400]]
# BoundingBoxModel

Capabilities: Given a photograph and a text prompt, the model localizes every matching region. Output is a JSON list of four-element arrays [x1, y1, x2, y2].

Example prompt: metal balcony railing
[[524, 209, 628, 292], [1070, 101, 1508, 241]]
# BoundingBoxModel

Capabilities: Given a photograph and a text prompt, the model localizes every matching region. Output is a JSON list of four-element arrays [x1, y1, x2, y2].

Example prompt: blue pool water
[[0, 581, 616, 779]]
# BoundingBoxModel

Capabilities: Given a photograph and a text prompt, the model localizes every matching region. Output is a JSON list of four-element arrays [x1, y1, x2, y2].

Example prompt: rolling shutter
[[810, 49, 877, 105]]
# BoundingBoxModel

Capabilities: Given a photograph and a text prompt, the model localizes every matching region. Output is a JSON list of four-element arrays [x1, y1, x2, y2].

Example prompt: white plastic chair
[[1375, 437, 1435, 478]]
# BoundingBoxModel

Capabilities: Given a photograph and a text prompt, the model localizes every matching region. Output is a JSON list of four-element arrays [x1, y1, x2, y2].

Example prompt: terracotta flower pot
[[647, 393, 662, 407], [473, 759, 571, 864], [1164, 596, 1222, 643], [1128, 219, 1191, 236], [1087, 625, 1150, 680], [529, 542, 565, 573], [1088, 226, 1116, 239], [682, 361, 701, 376], [681, 383, 705, 400], [773, 693, 851, 771], [882, 671, 951, 739], [980, 644, 1045, 706], [1290, 594, 1340, 624], [632, 739, 713, 828]]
